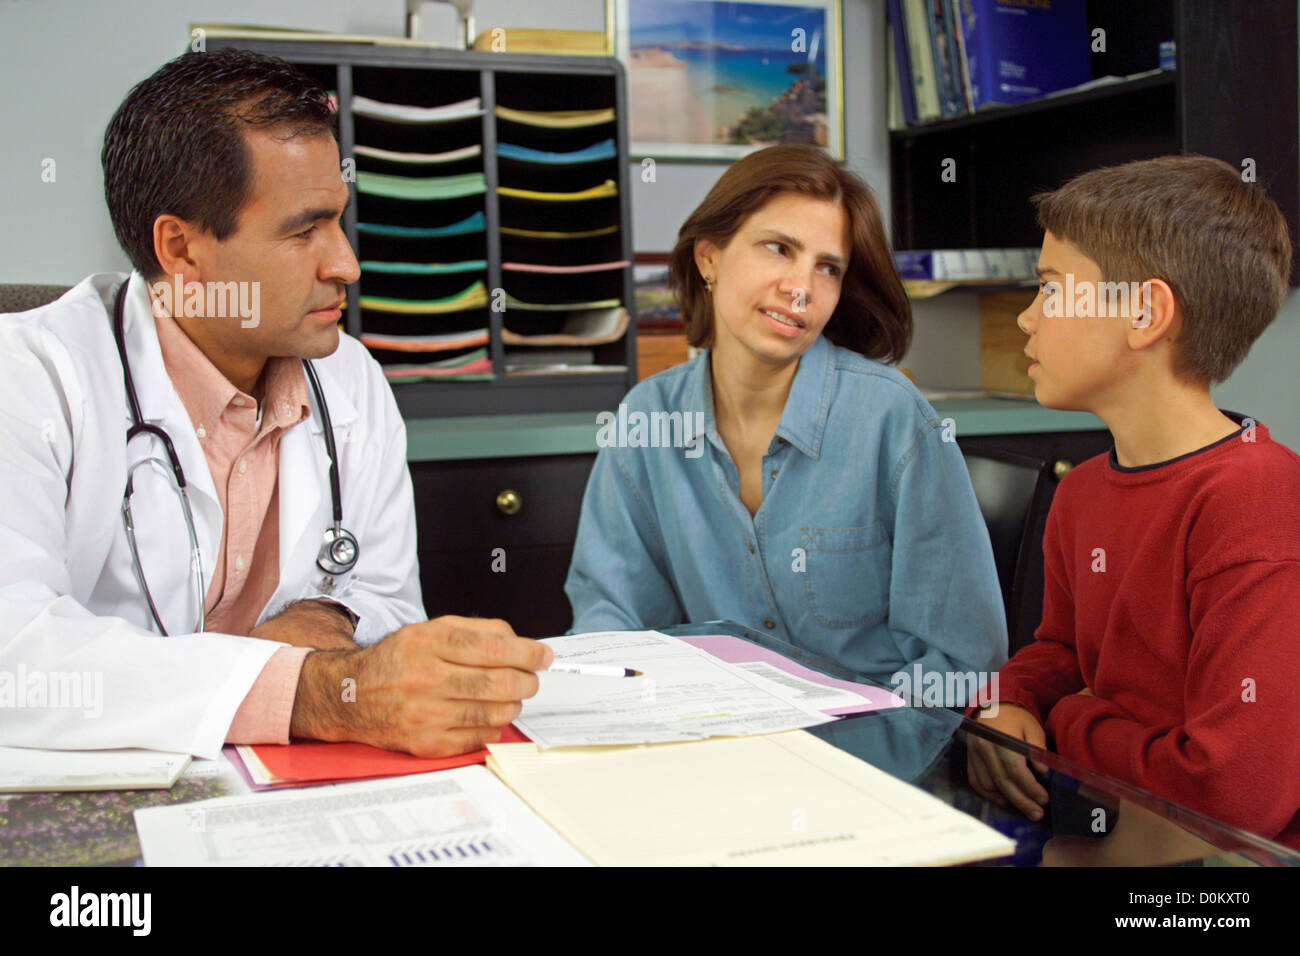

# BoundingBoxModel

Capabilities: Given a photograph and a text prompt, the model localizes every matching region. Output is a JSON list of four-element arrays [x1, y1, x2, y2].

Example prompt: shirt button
[[763, 616, 776, 630], [238, 459, 247, 475], [195, 425, 207, 439], [770, 469, 779, 479], [233, 396, 246, 407], [234, 555, 246, 572], [748, 542, 755, 554]]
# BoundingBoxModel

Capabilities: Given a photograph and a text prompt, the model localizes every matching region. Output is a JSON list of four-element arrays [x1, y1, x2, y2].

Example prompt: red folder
[[246, 725, 529, 786]]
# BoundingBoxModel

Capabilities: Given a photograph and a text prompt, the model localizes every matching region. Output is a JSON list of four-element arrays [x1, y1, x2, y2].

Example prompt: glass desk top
[[660, 621, 1300, 867]]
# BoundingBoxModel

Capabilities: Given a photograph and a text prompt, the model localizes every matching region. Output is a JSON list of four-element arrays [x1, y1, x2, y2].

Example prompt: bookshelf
[[888, 0, 1300, 286], [207, 37, 638, 418]]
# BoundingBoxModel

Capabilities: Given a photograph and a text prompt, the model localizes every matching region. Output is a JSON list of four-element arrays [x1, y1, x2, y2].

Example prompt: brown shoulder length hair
[[667, 144, 912, 363]]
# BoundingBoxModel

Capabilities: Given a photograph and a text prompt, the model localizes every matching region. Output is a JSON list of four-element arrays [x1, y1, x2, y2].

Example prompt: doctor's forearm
[[250, 599, 359, 649]]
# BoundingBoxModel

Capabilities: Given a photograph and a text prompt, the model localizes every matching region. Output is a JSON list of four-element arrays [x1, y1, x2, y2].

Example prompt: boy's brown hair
[[1032, 154, 1292, 384]]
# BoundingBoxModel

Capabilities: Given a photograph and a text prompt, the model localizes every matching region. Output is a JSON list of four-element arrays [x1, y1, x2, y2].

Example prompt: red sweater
[[993, 419, 1300, 850]]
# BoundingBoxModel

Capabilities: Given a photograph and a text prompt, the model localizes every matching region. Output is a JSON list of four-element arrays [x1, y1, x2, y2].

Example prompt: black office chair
[[959, 446, 1054, 656]]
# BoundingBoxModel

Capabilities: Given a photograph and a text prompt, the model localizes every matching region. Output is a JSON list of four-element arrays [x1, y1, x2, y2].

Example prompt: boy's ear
[[1126, 278, 1179, 352]]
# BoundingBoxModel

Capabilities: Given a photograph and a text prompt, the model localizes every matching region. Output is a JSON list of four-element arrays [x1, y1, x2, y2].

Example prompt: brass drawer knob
[[496, 489, 522, 515], [1053, 460, 1074, 480]]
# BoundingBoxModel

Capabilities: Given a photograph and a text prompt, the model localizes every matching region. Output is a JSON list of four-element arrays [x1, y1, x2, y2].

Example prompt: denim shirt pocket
[[802, 523, 890, 629]]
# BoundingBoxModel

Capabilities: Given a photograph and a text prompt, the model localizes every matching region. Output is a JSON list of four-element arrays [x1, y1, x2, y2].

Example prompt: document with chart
[[132, 765, 590, 866], [516, 630, 836, 748]]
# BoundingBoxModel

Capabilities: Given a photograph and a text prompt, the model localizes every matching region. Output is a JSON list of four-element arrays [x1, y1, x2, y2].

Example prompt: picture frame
[[609, 0, 843, 161], [633, 253, 684, 330]]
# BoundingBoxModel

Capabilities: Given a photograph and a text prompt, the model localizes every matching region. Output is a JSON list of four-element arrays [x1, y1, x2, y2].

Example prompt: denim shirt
[[565, 334, 1008, 694]]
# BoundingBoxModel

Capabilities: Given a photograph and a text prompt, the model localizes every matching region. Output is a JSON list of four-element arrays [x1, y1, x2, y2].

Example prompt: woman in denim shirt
[[565, 145, 1006, 698]]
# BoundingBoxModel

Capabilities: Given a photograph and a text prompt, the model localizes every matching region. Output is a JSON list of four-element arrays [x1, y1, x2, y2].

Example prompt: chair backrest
[[960, 445, 1053, 655], [0, 284, 70, 314]]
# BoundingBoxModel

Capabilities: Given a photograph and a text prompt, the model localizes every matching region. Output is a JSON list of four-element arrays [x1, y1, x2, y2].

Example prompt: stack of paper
[[0, 746, 190, 792], [359, 280, 488, 314], [487, 731, 1015, 866], [498, 181, 618, 202], [494, 105, 616, 128], [516, 630, 838, 749], [134, 766, 589, 867], [352, 95, 485, 124], [228, 728, 529, 791], [501, 306, 629, 346]]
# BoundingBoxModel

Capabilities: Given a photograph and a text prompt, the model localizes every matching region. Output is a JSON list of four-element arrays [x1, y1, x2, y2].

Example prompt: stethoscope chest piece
[[318, 526, 360, 576]]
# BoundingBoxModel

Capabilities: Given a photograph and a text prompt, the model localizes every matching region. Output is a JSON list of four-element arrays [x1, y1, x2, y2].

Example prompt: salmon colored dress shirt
[[154, 311, 315, 744]]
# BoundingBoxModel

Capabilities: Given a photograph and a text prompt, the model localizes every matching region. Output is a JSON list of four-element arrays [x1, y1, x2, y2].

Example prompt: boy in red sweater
[[966, 155, 1300, 849]]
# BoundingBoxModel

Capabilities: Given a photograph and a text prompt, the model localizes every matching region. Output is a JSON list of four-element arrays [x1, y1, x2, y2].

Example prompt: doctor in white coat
[[0, 49, 550, 760]]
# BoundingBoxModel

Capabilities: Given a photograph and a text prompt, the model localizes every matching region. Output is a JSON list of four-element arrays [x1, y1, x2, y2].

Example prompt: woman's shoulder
[[824, 342, 943, 430], [617, 350, 704, 413]]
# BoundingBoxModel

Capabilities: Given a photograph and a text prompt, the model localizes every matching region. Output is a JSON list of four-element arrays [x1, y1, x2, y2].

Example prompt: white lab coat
[[0, 272, 425, 757]]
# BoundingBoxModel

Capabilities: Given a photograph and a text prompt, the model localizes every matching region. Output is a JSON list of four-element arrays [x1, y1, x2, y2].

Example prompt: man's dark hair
[[102, 48, 337, 280]]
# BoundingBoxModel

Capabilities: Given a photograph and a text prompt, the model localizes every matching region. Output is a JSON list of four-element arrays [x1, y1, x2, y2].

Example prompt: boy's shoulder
[[1052, 426, 1300, 555]]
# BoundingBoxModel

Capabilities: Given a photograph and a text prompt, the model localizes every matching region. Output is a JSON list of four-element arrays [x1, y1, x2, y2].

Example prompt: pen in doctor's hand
[[546, 662, 642, 678]]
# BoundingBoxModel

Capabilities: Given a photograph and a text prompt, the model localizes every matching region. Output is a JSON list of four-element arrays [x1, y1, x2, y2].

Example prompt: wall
[[0, 0, 1294, 446], [0, 0, 886, 275]]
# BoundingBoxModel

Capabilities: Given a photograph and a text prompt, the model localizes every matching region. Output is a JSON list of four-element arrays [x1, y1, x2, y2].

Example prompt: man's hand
[[288, 615, 553, 757], [250, 599, 359, 650], [967, 703, 1050, 820]]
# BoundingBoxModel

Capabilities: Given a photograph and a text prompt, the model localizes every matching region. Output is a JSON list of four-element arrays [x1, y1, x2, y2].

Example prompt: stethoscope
[[111, 278, 359, 635]]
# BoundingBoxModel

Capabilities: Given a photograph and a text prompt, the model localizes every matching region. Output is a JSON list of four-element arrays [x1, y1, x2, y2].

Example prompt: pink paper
[[501, 260, 631, 274], [678, 634, 904, 716]]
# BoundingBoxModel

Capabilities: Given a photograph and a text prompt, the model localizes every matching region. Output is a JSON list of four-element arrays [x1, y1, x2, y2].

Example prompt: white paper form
[[133, 765, 590, 866], [516, 630, 835, 749], [730, 661, 877, 713]]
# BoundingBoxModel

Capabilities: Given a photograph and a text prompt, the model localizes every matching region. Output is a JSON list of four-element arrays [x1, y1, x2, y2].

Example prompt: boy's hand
[[967, 703, 1050, 820]]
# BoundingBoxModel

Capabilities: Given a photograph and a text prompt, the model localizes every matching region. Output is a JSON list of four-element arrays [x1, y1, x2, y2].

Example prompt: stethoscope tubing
[[111, 277, 357, 634]]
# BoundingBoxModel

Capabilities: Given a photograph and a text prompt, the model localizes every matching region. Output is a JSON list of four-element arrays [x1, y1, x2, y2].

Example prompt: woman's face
[[695, 191, 850, 368]]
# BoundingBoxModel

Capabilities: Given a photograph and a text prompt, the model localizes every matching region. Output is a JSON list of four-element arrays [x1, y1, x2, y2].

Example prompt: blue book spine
[[961, 0, 1092, 108], [893, 251, 935, 279], [888, 0, 919, 125]]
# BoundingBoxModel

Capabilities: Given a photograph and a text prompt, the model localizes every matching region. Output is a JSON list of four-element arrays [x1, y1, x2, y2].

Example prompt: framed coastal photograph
[[633, 253, 683, 329], [611, 0, 843, 160]]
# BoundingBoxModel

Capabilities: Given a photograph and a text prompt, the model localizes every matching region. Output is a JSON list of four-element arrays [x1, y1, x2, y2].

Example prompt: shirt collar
[[691, 334, 834, 461], [774, 334, 833, 459], [154, 307, 310, 436]]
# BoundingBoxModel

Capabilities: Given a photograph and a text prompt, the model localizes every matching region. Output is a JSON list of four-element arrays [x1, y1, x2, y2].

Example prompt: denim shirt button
[[748, 542, 755, 554], [763, 616, 776, 630]]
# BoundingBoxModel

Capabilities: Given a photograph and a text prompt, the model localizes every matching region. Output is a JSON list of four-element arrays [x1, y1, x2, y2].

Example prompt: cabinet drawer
[[418, 543, 577, 638], [410, 453, 597, 553]]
